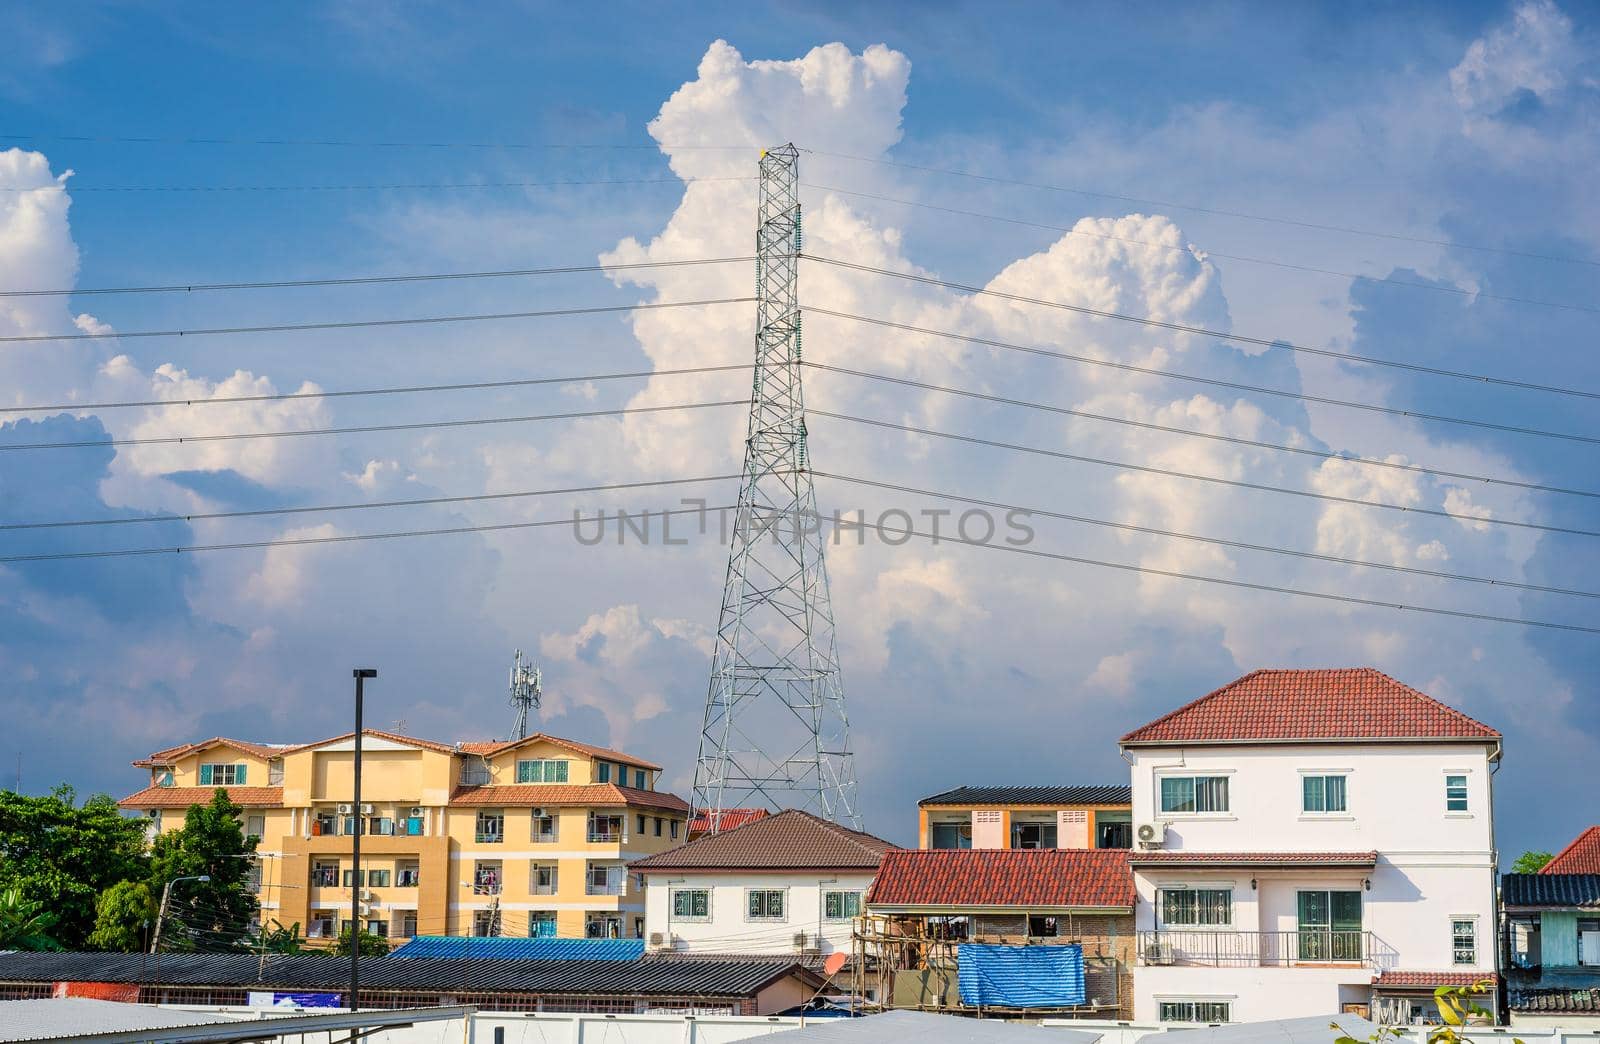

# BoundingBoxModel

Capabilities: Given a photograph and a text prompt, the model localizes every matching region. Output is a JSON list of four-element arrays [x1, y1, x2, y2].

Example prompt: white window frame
[[672, 887, 712, 921], [824, 890, 863, 921], [1157, 998, 1233, 1023], [1156, 771, 1233, 818], [1451, 916, 1478, 966], [199, 762, 244, 786], [1158, 886, 1234, 928], [746, 887, 787, 921], [1298, 770, 1352, 817], [1444, 770, 1472, 816], [530, 863, 558, 895]]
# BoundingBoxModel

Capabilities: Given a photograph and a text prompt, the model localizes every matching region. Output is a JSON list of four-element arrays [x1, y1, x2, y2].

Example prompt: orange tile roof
[[482, 733, 662, 771], [1542, 826, 1600, 875], [633, 810, 893, 872], [448, 783, 688, 813], [282, 728, 460, 755], [1122, 668, 1500, 745], [1372, 970, 1497, 988], [132, 737, 290, 768], [118, 786, 285, 809], [1129, 850, 1378, 868], [687, 808, 770, 836], [867, 849, 1134, 910]]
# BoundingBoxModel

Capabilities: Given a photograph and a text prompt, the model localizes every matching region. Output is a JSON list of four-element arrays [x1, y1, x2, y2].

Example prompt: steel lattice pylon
[[690, 143, 861, 830]]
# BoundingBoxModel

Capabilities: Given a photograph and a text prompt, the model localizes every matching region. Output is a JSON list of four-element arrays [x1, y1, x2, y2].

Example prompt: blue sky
[[0, 1, 1595, 858]]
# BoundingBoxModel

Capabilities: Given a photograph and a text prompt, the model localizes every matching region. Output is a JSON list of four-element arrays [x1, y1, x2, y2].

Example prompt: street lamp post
[[149, 874, 211, 954], [350, 668, 377, 1014]]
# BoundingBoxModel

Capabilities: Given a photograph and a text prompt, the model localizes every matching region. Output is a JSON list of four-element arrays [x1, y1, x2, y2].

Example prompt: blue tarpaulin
[[389, 936, 644, 960], [957, 943, 1085, 1008]]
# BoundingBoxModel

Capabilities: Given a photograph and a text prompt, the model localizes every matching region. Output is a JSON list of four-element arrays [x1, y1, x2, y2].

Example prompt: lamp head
[[353, 668, 378, 679]]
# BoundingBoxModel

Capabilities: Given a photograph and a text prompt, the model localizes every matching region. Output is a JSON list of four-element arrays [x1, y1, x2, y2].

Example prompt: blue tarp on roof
[[957, 944, 1085, 1008], [389, 936, 645, 960]]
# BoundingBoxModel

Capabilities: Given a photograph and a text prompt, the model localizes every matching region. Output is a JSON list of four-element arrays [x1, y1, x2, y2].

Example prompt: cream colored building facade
[[120, 729, 689, 945]]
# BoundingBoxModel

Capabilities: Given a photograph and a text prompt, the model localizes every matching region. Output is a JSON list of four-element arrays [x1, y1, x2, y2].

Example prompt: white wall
[[642, 872, 876, 955]]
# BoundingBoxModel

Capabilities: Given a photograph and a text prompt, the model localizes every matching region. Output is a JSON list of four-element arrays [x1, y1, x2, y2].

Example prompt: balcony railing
[[532, 880, 559, 896], [475, 831, 503, 844], [586, 879, 627, 896], [311, 871, 338, 888], [1138, 929, 1377, 967], [587, 828, 622, 843], [473, 881, 502, 896], [396, 872, 420, 888]]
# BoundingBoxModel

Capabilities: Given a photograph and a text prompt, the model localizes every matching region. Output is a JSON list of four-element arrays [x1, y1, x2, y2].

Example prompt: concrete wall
[[643, 872, 877, 955]]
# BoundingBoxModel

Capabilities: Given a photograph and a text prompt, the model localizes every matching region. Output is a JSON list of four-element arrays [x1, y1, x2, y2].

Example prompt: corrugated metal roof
[[1503, 873, 1600, 908], [0, 999, 247, 1042], [0, 952, 813, 998], [755, 1009, 1103, 1043], [1509, 988, 1600, 1013], [389, 936, 643, 960], [918, 786, 1132, 807]]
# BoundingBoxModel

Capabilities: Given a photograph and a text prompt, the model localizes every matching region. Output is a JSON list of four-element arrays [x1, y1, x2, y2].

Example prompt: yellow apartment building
[[917, 785, 1134, 851], [119, 729, 689, 945]]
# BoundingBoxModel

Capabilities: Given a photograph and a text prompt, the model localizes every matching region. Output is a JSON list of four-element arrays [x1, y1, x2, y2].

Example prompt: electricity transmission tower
[[691, 143, 861, 830]]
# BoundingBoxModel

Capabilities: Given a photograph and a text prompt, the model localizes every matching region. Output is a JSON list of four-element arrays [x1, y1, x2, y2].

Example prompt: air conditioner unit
[[337, 803, 353, 815], [1144, 942, 1174, 965], [361, 889, 376, 901], [648, 932, 666, 947], [793, 932, 810, 950], [360, 803, 375, 815], [409, 806, 425, 818], [531, 807, 547, 818], [1137, 822, 1167, 849]]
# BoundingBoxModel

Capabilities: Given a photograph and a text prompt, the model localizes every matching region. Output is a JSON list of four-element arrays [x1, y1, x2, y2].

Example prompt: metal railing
[[586, 879, 627, 896], [475, 829, 504, 844], [1138, 929, 1374, 967], [587, 828, 623, 843], [473, 880, 502, 896]]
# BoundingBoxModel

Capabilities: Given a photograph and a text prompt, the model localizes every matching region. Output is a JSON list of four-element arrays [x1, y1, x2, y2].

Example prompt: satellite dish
[[822, 951, 848, 977]]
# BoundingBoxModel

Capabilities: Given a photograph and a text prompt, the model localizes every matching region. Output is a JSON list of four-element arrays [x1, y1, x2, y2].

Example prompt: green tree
[[331, 926, 391, 957], [1511, 851, 1553, 874], [0, 786, 149, 948], [148, 789, 260, 951], [88, 880, 158, 952], [260, 919, 305, 954], [0, 888, 63, 950]]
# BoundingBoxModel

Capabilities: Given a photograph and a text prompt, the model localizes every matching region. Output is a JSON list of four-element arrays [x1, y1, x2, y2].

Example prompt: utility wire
[[0, 362, 751, 415], [801, 147, 1600, 269], [814, 512, 1600, 636], [814, 472, 1600, 600], [809, 361, 1599, 499], [0, 132, 750, 151], [0, 399, 745, 452], [0, 257, 754, 299], [808, 308, 1600, 445], [0, 296, 753, 343], [809, 409, 1600, 538], [0, 175, 754, 196], [807, 256, 1600, 403], [803, 183, 1599, 317], [0, 474, 741, 531], [0, 504, 730, 564]]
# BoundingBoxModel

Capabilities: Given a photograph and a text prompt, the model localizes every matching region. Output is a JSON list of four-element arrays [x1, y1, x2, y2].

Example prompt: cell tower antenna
[[691, 143, 861, 830], [508, 650, 542, 741]]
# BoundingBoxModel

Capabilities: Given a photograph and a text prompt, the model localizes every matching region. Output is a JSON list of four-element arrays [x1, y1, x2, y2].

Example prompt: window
[[367, 919, 388, 938], [598, 763, 611, 783], [634, 769, 646, 789], [1160, 1001, 1230, 1023], [309, 911, 335, 939], [515, 759, 570, 783], [1302, 775, 1348, 814], [155, 770, 175, 788], [1160, 776, 1229, 814], [747, 889, 785, 920], [532, 813, 558, 842], [825, 891, 862, 920], [588, 814, 623, 842], [1446, 775, 1469, 812], [1453, 919, 1477, 965], [198, 763, 245, 786], [472, 909, 501, 937], [530, 913, 557, 938], [475, 810, 504, 843], [312, 862, 338, 887], [342, 869, 364, 887], [1012, 821, 1057, 849], [637, 814, 647, 834], [246, 814, 265, 839], [367, 869, 391, 888], [654, 817, 663, 837], [1160, 888, 1233, 927], [1097, 813, 1133, 849], [670, 819, 679, 839], [400, 912, 418, 938], [474, 862, 502, 895], [1298, 890, 1364, 960], [931, 821, 972, 850], [371, 817, 395, 836], [397, 863, 420, 887], [244, 861, 263, 893], [1029, 914, 1060, 938], [531, 864, 558, 895], [587, 864, 626, 896], [673, 888, 711, 920]]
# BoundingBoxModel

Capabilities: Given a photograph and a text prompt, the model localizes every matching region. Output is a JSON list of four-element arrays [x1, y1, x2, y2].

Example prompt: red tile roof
[[1130, 850, 1378, 869], [688, 808, 770, 836], [866, 849, 1135, 910], [1372, 971, 1498, 988], [133, 737, 290, 767], [1121, 668, 1500, 745], [284, 729, 460, 755], [1542, 826, 1600, 875], [449, 784, 688, 813], [632, 810, 894, 873], [482, 733, 662, 771], [119, 786, 285, 809]]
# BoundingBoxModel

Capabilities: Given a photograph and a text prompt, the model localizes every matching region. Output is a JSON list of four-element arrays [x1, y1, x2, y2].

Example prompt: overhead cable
[[0, 296, 754, 343], [807, 308, 1600, 445], [814, 472, 1600, 600], [0, 132, 749, 151], [0, 175, 753, 196], [801, 147, 1600, 269], [807, 256, 1600, 402], [809, 409, 1600, 538]]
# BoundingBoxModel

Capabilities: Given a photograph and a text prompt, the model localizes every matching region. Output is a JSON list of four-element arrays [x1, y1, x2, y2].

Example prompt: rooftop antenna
[[509, 650, 542, 741]]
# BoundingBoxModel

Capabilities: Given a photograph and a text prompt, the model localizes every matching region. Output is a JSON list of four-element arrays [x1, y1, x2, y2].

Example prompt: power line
[[0, 474, 741, 531], [0, 362, 751, 415], [801, 147, 1600, 269], [808, 361, 1599, 499], [0, 132, 750, 151], [814, 512, 1600, 636], [810, 409, 1600, 538], [808, 256, 1600, 402], [0, 399, 745, 452], [808, 308, 1600, 445], [814, 471, 1600, 600], [802, 183, 1599, 317], [0, 175, 753, 196], [0, 503, 731, 564], [0, 256, 753, 299], [0, 296, 753, 344]]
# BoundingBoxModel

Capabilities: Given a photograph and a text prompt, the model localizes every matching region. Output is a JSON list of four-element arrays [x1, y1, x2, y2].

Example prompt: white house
[[1121, 668, 1502, 1025], [632, 809, 894, 958]]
